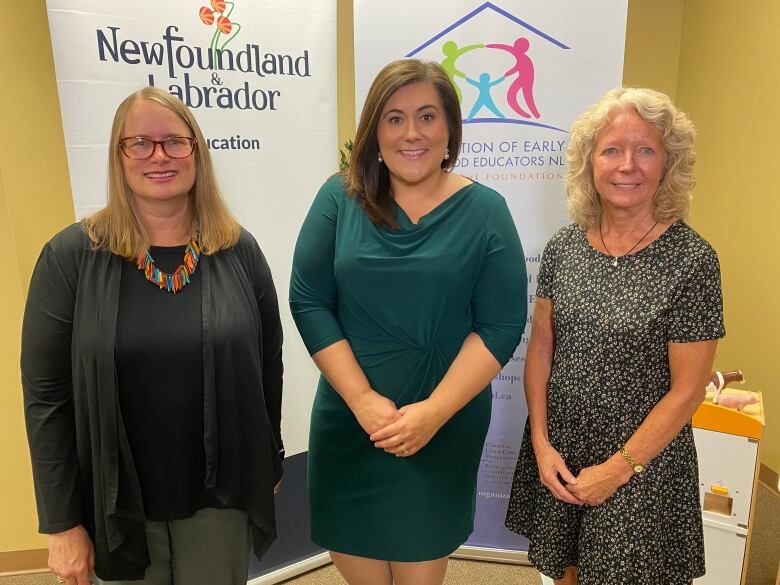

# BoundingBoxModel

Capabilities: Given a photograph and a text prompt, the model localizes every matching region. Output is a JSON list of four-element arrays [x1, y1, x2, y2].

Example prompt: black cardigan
[[21, 223, 284, 580]]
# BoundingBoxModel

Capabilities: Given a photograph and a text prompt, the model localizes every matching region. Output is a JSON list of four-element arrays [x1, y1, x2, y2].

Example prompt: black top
[[117, 246, 221, 520], [21, 224, 284, 580]]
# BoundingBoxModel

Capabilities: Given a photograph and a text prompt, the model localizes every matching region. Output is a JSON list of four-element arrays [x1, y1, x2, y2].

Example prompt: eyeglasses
[[119, 136, 197, 160]]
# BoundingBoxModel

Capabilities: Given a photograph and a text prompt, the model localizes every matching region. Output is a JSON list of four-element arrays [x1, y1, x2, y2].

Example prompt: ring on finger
[[55, 576, 65, 584], [400, 442, 409, 455]]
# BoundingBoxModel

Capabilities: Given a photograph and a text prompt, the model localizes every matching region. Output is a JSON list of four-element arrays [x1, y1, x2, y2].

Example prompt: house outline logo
[[405, 2, 570, 133]]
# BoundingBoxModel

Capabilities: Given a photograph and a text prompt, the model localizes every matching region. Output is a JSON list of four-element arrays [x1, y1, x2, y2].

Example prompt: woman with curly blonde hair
[[566, 87, 697, 229], [505, 88, 724, 584]]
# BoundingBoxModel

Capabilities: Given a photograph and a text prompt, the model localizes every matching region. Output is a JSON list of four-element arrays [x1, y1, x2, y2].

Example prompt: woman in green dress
[[290, 59, 527, 585]]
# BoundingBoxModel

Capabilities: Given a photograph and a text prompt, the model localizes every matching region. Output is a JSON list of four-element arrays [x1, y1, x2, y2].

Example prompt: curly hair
[[565, 87, 696, 228], [346, 59, 462, 227]]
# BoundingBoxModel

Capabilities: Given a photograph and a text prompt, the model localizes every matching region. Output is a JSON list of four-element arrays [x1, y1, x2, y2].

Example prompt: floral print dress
[[505, 221, 725, 584]]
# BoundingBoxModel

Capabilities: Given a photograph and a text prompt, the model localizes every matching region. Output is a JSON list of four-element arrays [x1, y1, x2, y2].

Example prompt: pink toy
[[714, 392, 758, 412]]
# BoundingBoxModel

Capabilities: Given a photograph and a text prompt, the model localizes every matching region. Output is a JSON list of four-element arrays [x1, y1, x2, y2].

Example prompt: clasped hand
[[566, 458, 631, 506], [534, 443, 584, 505], [535, 444, 629, 506], [369, 400, 446, 457], [349, 391, 401, 436]]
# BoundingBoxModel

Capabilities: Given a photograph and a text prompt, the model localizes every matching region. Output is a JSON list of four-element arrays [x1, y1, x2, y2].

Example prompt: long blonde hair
[[566, 87, 696, 229], [84, 87, 239, 258]]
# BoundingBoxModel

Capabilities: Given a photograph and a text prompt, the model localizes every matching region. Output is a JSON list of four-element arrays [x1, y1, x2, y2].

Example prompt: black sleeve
[[20, 242, 83, 533], [242, 232, 284, 457]]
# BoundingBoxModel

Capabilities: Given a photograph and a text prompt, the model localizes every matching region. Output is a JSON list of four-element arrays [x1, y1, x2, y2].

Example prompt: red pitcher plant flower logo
[[199, 0, 241, 53]]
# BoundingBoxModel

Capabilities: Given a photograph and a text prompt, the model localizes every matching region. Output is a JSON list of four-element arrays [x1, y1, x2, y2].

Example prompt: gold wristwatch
[[619, 447, 646, 474]]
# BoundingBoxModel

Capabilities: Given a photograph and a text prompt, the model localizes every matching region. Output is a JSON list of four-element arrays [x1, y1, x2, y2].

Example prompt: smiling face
[[591, 106, 667, 218], [120, 98, 196, 207], [376, 82, 450, 190]]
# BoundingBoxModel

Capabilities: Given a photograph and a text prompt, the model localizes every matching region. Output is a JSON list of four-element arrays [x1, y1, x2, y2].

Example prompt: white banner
[[46, 0, 336, 456], [355, 0, 626, 553]]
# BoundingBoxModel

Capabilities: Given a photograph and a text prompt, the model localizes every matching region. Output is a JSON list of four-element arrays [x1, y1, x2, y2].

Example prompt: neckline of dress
[[581, 219, 682, 263], [149, 243, 189, 251], [392, 182, 476, 229]]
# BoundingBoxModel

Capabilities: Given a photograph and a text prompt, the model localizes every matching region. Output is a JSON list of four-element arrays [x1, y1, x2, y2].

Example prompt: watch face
[[634, 464, 645, 474]]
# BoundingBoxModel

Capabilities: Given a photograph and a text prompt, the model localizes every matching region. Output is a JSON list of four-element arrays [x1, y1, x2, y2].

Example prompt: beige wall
[[675, 0, 780, 471], [608, 0, 779, 472], [336, 0, 356, 155], [0, 158, 44, 553], [0, 2, 75, 551], [623, 0, 684, 99], [1, 0, 776, 554]]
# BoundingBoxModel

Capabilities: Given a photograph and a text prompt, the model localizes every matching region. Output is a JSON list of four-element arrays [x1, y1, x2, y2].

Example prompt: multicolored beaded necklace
[[136, 240, 202, 294]]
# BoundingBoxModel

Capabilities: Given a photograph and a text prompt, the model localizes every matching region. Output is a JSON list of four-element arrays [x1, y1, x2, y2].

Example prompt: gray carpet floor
[[0, 560, 542, 585], [276, 559, 542, 584], [4, 483, 777, 584]]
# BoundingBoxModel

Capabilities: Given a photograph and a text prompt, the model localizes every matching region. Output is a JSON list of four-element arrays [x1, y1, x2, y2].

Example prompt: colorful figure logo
[[441, 41, 483, 102], [486, 37, 539, 119], [441, 36, 540, 122], [465, 72, 506, 120], [198, 0, 241, 52], [405, 2, 570, 130]]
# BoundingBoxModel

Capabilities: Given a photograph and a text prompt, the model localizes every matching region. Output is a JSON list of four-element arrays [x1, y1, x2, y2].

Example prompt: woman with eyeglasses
[[21, 87, 284, 585]]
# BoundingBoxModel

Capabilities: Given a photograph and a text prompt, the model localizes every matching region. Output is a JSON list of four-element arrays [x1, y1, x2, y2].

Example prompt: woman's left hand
[[369, 400, 446, 457], [566, 458, 631, 506]]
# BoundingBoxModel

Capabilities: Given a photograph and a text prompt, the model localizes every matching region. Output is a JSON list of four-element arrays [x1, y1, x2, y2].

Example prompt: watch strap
[[619, 447, 645, 473]]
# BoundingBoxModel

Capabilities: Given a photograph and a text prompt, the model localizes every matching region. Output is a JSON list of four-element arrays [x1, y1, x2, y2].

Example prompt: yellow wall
[[336, 0, 356, 156], [675, 0, 779, 471], [622, 0, 684, 100], [1, 0, 776, 555], [610, 0, 779, 471], [0, 1, 75, 552]]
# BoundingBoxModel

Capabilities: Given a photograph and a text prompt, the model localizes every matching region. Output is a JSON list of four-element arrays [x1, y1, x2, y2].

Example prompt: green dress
[[290, 175, 527, 561]]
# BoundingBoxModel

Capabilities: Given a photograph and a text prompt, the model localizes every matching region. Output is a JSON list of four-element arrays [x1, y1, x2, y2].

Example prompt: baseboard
[[0, 548, 48, 577], [452, 545, 530, 564], [759, 463, 779, 497], [247, 552, 331, 585]]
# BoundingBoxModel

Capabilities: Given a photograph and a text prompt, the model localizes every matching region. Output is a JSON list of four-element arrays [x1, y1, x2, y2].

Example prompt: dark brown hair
[[345, 59, 462, 227]]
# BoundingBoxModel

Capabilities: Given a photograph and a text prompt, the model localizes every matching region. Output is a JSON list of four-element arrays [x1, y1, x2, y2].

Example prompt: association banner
[[45, 0, 336, 457], [354, 0, 626, 554]]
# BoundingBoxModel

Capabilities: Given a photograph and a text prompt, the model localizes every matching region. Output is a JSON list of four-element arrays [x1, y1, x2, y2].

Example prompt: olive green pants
[[97, 508, 251, 585]]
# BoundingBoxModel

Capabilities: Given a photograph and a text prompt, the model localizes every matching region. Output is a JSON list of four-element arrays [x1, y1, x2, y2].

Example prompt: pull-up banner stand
[[354, 0, 627, 563], [45, 1, 336, 582]]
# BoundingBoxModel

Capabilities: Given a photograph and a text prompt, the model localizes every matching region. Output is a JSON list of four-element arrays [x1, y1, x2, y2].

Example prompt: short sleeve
[[289, 177, 347, 355], [472, 197, 528, 366], [666, 246, 726, 343]]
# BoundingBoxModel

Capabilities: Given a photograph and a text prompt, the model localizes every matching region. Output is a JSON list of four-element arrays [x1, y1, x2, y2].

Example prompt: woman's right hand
[[349, 391, 401, 435], [48, 525, 95, 585], [534, 443, 584, 505]]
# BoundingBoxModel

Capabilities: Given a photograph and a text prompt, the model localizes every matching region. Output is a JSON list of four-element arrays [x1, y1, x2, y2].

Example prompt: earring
[[378, 152, 383, 163], [444, 148, 450, 160]]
